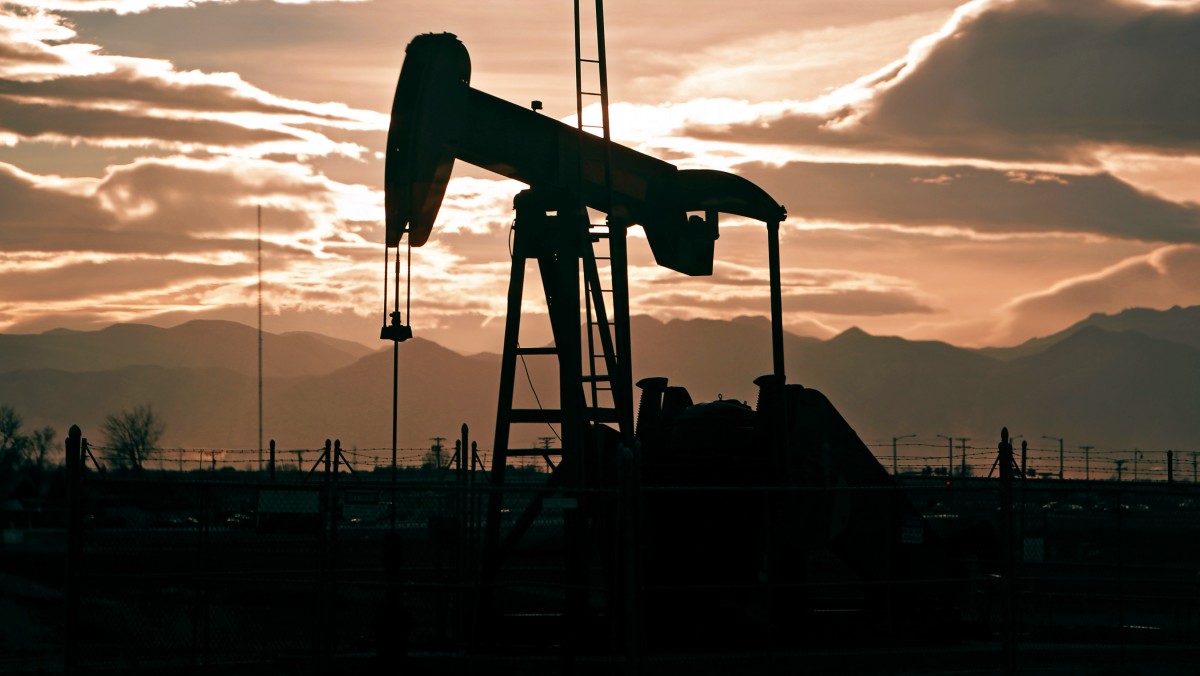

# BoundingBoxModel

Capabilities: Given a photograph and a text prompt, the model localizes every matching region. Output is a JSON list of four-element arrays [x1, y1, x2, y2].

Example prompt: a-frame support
[[480, 188, 631, 646]]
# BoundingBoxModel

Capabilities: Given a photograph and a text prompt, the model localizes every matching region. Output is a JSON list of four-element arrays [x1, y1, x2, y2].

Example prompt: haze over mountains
[[1, 306, 1196, 472]]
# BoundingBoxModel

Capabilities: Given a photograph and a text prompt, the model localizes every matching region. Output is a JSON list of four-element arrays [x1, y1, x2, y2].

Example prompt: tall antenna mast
[[257, 204, 264, 473]]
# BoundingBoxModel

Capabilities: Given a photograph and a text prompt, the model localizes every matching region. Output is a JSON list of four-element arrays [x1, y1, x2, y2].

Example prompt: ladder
[[575, 0, 634, 440], [478, 0, 637, 652]]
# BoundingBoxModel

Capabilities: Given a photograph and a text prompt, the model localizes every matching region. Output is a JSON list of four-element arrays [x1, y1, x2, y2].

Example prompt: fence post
[[459, 424, 469, 644], [997, 427, 1016, 674], [1116, 482, 1126, 666], [200, 483, 211, 667], [64, 424, 82, 675], [329, 440, 341, 670]]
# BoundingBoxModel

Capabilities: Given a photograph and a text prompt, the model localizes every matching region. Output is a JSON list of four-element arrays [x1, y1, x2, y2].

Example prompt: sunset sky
[[2, 0, 1199, 356]]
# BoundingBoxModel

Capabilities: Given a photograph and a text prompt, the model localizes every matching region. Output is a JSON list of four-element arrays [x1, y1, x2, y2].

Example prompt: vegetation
[[102, 403, 165, 471], [0, 404, 28, 474], [0, 404, 59, 497]]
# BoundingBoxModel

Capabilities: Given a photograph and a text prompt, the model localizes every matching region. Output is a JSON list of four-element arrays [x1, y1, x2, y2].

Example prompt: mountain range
[[0, 306, 1197, 473]]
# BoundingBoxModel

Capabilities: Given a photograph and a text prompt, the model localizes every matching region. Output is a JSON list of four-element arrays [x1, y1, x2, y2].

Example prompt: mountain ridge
[[979, 305, 1200, 359], [1, 306, 1196, 463]]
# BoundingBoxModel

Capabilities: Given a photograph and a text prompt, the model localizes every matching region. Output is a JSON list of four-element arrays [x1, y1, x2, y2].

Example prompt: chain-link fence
[[4, 431, 1200, 675]]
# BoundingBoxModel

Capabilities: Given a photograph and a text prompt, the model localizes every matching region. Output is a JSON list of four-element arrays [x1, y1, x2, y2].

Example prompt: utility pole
[[1042, 435, 1064, 480], [1079, 445, 1094, 482], [957, 437, 970, 477], [1167, 449, 1174, 484], [1133, 448, 1141, 481], [937, 434, 953, 478], [257, 204, 263, 473], [892, 434, 915, 475], [1191, 451, 1199, 483], [430, 437, 446, 472], [538, 436, 556, 451]]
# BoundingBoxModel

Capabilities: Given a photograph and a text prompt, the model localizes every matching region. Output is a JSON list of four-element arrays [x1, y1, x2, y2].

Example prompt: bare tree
[[0, 404, 29, 474], [102, 404, 164, 471], [28, 427, 57, 474]]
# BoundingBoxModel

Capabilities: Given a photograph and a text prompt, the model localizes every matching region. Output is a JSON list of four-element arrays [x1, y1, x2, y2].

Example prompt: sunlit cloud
[[0, 151, 390, 333], [0, 6, 385, 159], [2, 0, 1198, 355], [691, 0, 1200, 164], [736, 160, 1200, 243], [994, 244, 1200, 343], [635, 260, 936, 322], [6, 0, 365, 16], [641, 11, 949, 105]]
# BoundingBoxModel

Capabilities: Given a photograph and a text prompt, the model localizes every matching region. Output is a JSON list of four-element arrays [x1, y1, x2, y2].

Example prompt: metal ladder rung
[[582, 374, 611, 383], [515, 346, 557, 356], [580, 58, 600, 64], [589, 408, 620, 423], [510, 409, 562, 424], [580, 90, 602, 97], [505, 448, 563, 457]]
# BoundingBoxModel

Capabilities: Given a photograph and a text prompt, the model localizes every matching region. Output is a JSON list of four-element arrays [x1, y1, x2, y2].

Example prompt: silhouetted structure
[[380, 31, 994, 660]]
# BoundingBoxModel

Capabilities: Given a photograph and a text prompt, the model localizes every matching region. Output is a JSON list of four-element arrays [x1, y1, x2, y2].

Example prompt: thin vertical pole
[[258, 205, 263, 473], [65, 425, 82, 675], [459, 424, 469, 642], [391, 245, 401, 532], [997, 428, 1016, 674]]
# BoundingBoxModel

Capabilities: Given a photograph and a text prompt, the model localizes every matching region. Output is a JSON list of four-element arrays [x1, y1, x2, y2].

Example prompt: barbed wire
[[77, 438, 1200, 482]]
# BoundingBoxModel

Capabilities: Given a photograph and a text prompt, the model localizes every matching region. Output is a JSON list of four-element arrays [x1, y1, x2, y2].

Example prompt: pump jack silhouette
[[382, 31, 988, 655]]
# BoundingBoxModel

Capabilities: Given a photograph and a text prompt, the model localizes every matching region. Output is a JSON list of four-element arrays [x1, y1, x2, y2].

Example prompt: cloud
[[638, 260, 936, 319], [695, 0, 1200, 162], [736, 161, 1200, 243], [92, 157, 334, 231], [0, 155, 388, 332], [637, 286, 935, 318], [0, 95, 301, 147], [7, 0, 363, 15], [0, 155, 370, 237], [0, 257, 251, 303], [620, 10, 950, 105], [996, 244, 1200, 342], [0, 69, 348, 117], [0, 161, 112, 229], [0, 6, 384, 156]]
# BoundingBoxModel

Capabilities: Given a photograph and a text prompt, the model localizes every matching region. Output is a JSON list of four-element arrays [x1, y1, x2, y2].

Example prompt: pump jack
[[385, 32, 986, 655]]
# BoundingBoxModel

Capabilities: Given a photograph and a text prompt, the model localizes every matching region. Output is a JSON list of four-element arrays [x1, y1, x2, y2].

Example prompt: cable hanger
[[380, 232, 413, 343]]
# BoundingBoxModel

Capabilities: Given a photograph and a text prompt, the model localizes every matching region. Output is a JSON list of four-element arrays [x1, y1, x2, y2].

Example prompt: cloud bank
[[695, 0, 1200, 163]]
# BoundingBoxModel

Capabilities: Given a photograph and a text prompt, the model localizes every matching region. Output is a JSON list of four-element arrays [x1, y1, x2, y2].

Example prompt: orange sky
[[1, 0, 1199, 355]]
